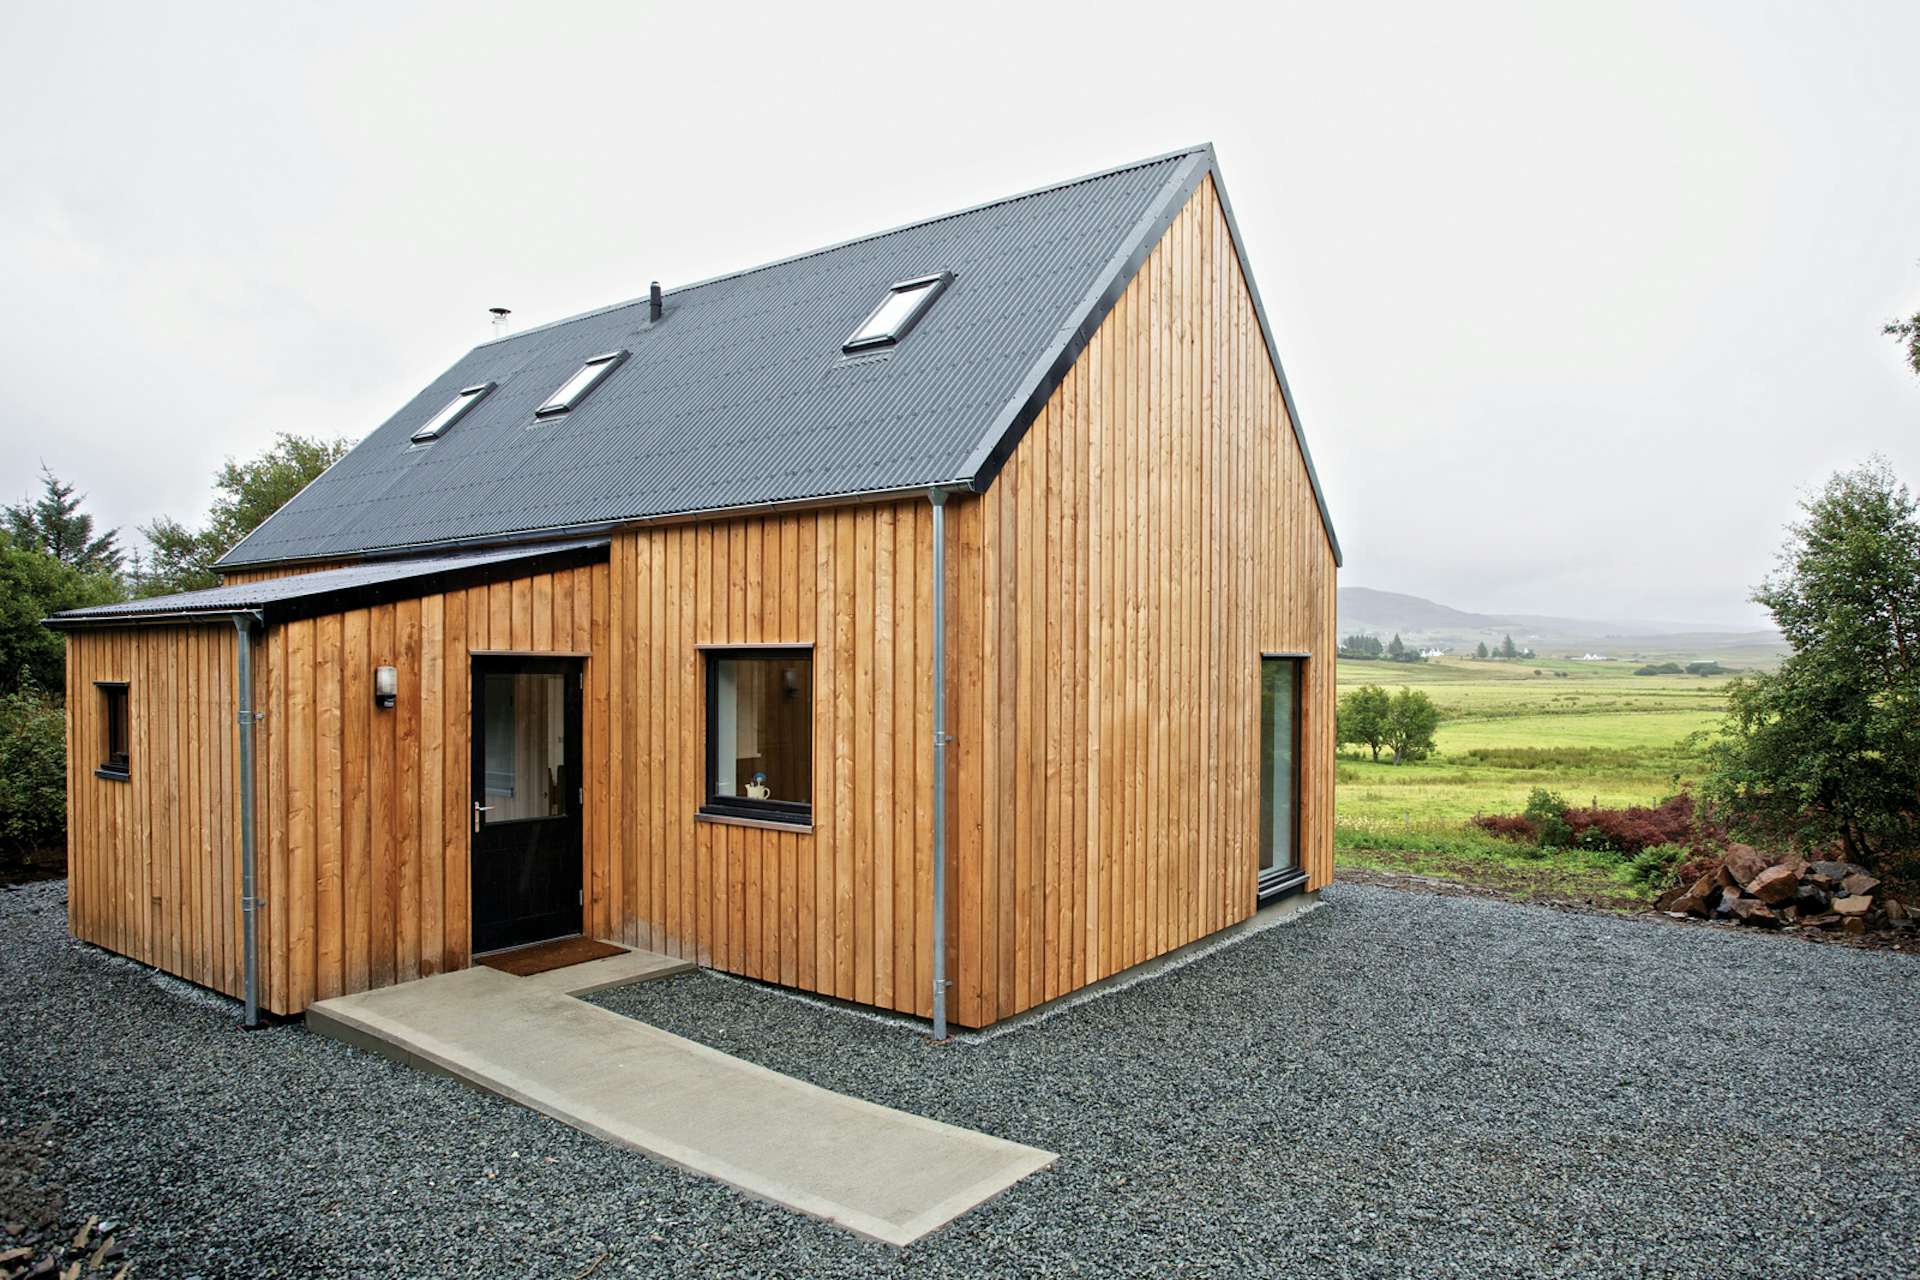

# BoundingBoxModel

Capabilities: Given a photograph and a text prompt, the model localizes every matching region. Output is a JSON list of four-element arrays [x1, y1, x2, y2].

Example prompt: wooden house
[[51, 144, 1341, 1034]]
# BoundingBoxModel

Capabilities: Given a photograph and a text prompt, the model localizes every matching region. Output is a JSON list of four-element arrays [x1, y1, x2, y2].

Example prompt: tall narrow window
[[410, 382, 493, 443], [97, 682, 130, 780], [1258, 657, 1303, 895], [842, 272, 952, 352], [703, 649, 813, 825], [535, 351, 627, 418]]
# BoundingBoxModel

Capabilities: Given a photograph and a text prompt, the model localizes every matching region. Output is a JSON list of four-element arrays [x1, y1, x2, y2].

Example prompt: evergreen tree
[[1387, 633, 1406, 660], [4, 466, 122, 574], [1340, 633, 1384, 659], [1500, 633, 1518, 659], [1474, 641, 1490, 660]]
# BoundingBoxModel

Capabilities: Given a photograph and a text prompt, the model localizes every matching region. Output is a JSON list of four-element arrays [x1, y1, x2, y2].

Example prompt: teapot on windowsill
[[745, 771, 771, 801]]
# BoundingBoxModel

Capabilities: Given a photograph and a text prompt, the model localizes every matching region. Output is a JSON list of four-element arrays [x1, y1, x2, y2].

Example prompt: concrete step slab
[[307, 965, 1055, 1245]]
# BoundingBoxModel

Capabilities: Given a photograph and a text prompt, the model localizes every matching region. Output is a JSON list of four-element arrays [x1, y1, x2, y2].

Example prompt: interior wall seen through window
[[712, 656, 812, 805], [482, 673, 568, 822]]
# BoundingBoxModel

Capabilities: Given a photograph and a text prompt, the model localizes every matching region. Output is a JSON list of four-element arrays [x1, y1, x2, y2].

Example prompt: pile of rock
[[1, 1120, 129, 1280], [0, 1216, 127, 1280], [1656, 844, 1914, 935]]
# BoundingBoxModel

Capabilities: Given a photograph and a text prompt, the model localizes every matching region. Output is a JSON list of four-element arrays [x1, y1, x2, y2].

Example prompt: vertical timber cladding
[[946, 174, 1338, 1028], [263, 563, 606, 1015], [66, 625, 245, 1002], [218, 561, 351, 586], [594, 505, 939, 1019]]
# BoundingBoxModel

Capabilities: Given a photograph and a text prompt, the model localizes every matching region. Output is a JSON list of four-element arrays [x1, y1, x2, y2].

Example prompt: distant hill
[[1337, 587, 1786, 660]]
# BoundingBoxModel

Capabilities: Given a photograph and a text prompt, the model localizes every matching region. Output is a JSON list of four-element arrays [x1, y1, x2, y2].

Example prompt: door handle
[[473, 802, 494, 833]]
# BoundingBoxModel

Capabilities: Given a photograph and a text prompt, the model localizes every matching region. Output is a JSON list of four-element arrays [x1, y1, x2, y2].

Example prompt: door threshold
[[476, 935, 624, 979], [474, 932, 586, 959]]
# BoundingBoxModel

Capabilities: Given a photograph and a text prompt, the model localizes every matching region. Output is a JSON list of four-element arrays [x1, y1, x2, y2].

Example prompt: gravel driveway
[[3, 878, 1915, 1278]]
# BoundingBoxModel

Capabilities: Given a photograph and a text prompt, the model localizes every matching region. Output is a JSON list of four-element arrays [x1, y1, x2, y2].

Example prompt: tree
[[1889, 311, 1920, 376], [1475, 641, 1490, 660], [0, 536, 122, 695], [1383, 687, 1441, 764], [138, 433, 351, 596], [1387, 633, 1406, 660], [1336, 684, 1392, 762], [1340, 633, 1383, 659], [1500, 633, 1518, 660], [4, 467, 122, 574], [1700, 458, 1920, 868], [0, 688, 68, 866]]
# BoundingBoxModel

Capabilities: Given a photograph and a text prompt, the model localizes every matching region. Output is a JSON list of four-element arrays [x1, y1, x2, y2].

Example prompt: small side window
[[98, 682, 130, 780]]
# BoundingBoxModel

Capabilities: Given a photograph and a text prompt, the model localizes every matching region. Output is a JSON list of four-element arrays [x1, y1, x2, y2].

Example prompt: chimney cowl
[[489, 307, 512, 339]]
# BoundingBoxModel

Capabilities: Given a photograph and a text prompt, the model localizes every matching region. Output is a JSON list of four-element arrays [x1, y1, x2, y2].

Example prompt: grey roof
[[47, 540, 608, 628], [220, 144, 1340, 569]]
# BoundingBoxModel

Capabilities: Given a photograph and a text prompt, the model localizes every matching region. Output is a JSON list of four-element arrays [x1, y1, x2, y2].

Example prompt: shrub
[[1634, 662, 1685, 676], [1523, 787, 1573, 847], [1472, 790, 1728, 860], [1620, 842, 1688, 891], [1562, 792, 1720, 856], [1473, 813, 1539, 844], [0, 689, 66, 867]]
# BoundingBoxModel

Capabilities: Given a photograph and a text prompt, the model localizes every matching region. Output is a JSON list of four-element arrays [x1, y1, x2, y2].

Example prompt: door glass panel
[[1259, 658, 1300, 874], [482, 673, 568, 822]]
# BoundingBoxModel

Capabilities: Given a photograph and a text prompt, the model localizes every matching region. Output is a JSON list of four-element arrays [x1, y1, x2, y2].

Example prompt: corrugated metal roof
[[48, 540, 608, 628], [217, 144, 1342, 569]]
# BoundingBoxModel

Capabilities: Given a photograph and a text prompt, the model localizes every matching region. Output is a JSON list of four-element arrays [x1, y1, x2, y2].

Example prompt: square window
[[98, 682, 130, 779], [703, 650, 813, 825]]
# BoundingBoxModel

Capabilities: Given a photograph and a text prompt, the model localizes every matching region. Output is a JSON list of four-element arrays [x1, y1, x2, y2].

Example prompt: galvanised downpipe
[[929, 487, 952, 1041], [234, 613, 264, 1029]]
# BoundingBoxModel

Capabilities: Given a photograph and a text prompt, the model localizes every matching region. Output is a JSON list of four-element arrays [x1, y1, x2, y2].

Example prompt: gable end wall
[[945, 174, 1337, 1027]]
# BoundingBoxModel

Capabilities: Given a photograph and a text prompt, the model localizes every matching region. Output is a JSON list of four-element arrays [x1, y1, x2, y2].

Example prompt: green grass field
[[1333, 654, 1750, 901]]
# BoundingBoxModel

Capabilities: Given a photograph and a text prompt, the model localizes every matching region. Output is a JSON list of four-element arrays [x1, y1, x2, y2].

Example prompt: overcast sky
[[3, 2, 1915, 627]]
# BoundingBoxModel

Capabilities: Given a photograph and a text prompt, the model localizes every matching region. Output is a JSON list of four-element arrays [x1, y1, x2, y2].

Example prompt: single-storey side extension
[[52, 143, 1341, 1033]]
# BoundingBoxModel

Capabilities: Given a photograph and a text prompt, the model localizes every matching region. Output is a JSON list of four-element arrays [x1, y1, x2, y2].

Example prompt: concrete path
[[307, 957, 1056, 1246]]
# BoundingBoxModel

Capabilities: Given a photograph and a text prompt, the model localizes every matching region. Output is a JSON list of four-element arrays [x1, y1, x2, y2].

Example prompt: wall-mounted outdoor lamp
[[374, 665, 397, 709]]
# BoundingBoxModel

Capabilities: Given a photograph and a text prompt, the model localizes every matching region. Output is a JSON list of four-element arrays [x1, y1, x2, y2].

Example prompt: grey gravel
[[4, 878, 1916, 1278]]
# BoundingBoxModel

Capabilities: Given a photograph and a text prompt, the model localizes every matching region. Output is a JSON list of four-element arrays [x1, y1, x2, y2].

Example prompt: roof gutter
[[42, 608, 267, 632], [212, 482, 964, 577]]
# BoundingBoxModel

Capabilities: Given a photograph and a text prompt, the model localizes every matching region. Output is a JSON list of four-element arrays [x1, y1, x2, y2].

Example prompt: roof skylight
[[536, 351, 627, 418], [409, 383, 493, 443], [842, 272, 952, 353]]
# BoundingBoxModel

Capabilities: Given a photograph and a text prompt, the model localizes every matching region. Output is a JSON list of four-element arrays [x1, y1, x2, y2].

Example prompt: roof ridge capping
[[477, 143, 1218, 349]]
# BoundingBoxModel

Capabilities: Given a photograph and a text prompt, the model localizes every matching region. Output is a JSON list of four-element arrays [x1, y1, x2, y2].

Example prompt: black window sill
[[696, 805, 812, 834], [95, 766, 131, 783]]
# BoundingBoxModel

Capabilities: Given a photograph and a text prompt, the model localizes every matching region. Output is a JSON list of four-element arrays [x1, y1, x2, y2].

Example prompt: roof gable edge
[[956, 148, 1343, 569], [1205, 159, 1345, 568], [951, 147, 1215, 491]]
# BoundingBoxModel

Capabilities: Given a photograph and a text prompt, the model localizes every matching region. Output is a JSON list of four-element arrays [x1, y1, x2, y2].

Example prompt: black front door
[[470, 656, 583, 954]]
